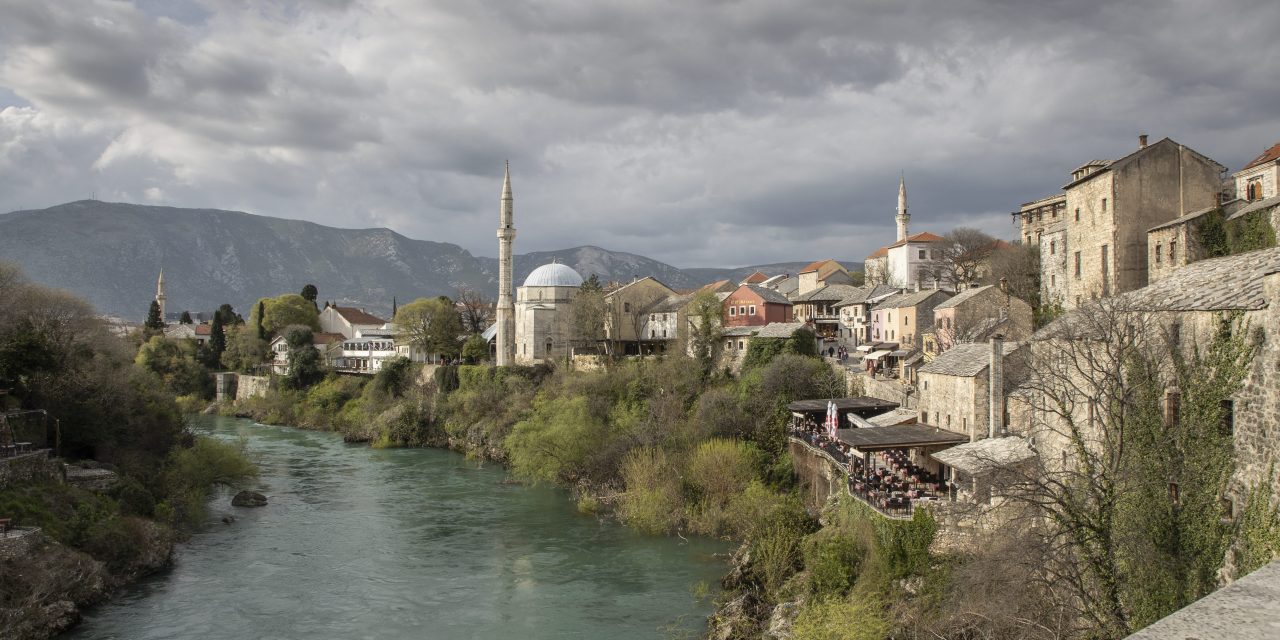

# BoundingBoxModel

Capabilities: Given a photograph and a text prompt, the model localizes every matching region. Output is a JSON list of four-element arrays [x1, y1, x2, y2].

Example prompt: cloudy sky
[[1, 0, 1278, 268]]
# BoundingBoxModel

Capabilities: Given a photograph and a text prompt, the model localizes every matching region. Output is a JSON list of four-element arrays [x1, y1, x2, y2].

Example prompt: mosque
[[494, 164, 584, 365]]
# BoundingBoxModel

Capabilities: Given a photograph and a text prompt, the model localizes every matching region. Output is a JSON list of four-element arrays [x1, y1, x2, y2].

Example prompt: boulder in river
[[231, 490, 268, 507]]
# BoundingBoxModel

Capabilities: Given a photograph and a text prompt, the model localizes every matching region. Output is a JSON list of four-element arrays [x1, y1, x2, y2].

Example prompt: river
[[67, 415, 728, 639]]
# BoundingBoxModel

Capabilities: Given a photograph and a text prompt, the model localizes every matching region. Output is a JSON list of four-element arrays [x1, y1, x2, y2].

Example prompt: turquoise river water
[[67, 415, 728, 639]]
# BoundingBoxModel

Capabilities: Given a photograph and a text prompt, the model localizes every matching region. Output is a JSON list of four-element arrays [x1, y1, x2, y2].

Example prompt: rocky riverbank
[[0, 521, 174, 639]]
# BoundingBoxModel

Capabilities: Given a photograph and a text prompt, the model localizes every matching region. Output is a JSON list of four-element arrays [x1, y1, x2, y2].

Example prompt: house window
[[1075, 207, 1080, 222], [919, 249, 926, 259], [1101, 197, 1108, 212], [624, 302, 631, 312], [905, 315, 910, 326], [738, 340, 745, 350], [1074, 251, 1081, 278], [923, 380, 928, 390], [739, 306, 746, 316], [1026, 234, 1032, 244], [1050, 240, 1055, 255], [1101, 244, 1109, 291], [1050, 274, 1056, 287], [729, 306, 736, 316], [749, 305, 756, 316], [1170, 241, 1177, 262], [1247, 178, 1261, 200], [1155, 243, 1162, 263], [650, 314, 655, 321]]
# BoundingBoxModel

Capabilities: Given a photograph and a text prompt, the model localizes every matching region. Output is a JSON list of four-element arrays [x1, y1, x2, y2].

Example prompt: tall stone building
[[155, 269, 166, 320], [495, 162, 516, 366], [1020, 135, 1225, 309]]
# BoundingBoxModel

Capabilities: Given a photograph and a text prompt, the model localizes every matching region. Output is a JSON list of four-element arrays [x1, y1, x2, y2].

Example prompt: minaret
[[155, 269, 167, 321], [495, 161, 516, 366], [896, 175, 909, 242]]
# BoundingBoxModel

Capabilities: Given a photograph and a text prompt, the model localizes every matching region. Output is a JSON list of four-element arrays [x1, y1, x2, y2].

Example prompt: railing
[[789, 433, 917, 520]]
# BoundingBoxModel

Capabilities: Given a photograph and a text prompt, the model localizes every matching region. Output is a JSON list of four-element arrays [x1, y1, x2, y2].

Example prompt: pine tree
[[145, 300, 164, 330], [179, 310, 193, 324], [208, 317, 227, 368], [301, 284, 318, 309]]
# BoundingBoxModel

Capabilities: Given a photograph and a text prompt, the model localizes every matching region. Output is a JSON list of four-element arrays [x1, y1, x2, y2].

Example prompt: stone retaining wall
[[235, 375, 271, 401], [0, 451, 64, 490], [855, 373, 918, 410], [788, 440, 847, 512], [0, 528, 44, 561]]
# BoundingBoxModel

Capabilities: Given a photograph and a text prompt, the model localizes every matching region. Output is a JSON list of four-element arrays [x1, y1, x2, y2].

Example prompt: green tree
[[249, 294, 321, 336], [215, 303, 243, 326], [684, 290, 724, 376], [145, 300, 164, 330], [205, 316, 227, 369], [300, 283, 318, 309], [281, 326, 324, 390], [255, 300, 267, 340], [135, 336, 213, 398], [462, 334, 490, 363], [178, 311, 193, 324], [395, 297, 464, 358], [220, 324, 269, 374]]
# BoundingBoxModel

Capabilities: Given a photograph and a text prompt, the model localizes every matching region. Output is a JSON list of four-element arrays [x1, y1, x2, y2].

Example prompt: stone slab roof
[[834, 284, 899, 307], [872, 289, 951, 312], [933, 285, 996, 310], [722, 326, 755, 337], [1119, 247, 1280, 311], [1125, 558, 1280, 639], [918, 342, 1019, 377], [1226, 194, 1280, 222], [744, 284, 793, 305], [756, 322, 807, 338], [931, 436, 1036, 476], [792, 283, 861, 302], [866, 408, 919, 426]]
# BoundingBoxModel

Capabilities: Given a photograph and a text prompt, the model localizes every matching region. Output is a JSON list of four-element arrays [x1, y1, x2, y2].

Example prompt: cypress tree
[[145, 300, 164, 330], [256, 300, 267, 340]]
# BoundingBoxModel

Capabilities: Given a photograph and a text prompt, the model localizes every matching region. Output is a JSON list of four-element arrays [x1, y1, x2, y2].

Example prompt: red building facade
[[722, 284, 793, 327]]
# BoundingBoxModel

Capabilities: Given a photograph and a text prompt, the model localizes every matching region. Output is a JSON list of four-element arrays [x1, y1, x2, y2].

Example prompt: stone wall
[[0, 451, 64, 490], [918, 371, 982, 438], [0, 528, 44, 561], [855, 372, 917, 410], [236, 375, 271, 401], [788, 440, 848, 512]]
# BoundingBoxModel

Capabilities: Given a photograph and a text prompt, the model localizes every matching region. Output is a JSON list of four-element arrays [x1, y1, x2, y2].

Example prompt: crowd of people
[[789, 421, 949, 517]]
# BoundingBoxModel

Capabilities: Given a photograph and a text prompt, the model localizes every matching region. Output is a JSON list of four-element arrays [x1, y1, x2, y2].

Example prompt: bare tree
[[569, 277, 606, 354], [931, 227, 999, 289], [985, 242, 1042, 310], [455, 286, 494, 335]]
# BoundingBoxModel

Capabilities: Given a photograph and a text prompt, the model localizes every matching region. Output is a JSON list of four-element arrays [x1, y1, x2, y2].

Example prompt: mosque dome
[[522, 262, 584, 288]]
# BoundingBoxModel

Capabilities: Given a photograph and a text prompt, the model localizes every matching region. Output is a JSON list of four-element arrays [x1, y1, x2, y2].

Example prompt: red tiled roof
[[313, 332, 346, 345], [699, 279, 732, 292], [799, 259, 834, 274], [333, 306, 386, 325], [1242, 142, 1280, 171], [866, 247, 889, 259], [744, 270, 768, 283], [194, 324, 212, 335]]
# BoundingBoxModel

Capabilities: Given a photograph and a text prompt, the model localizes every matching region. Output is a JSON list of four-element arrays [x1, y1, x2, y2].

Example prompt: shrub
[[790, 595, 891, 640], [618, 447, 684, 534]]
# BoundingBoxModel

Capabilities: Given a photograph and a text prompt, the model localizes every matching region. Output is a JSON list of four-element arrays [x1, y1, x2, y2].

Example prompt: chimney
[[988, 334, 1005, 439], [1139, 134, 1148, 149]]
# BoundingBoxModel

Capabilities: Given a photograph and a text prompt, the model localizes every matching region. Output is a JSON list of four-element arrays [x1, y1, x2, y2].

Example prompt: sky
[[1, 0, 1278, 269]]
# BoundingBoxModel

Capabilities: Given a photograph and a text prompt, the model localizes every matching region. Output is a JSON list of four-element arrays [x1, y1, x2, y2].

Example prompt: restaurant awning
[[931, 437, 1036, 476], [864, 350, 891, 360], [835, 424, 968, 452], [786, 398, 900, 419], [889, 349, 912, 358], [856, 345, 874, 352]]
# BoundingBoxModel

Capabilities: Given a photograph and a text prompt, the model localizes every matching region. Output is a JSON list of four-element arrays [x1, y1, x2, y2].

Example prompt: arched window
[[544, 338, 553, 355]]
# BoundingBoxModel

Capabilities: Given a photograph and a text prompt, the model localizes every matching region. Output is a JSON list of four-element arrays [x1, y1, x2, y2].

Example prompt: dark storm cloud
[[1, 0, 1279, 267]]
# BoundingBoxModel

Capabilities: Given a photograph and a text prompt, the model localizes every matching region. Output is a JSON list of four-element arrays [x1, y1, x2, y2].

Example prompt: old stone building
[[1147, 139, 1280, 283], [791, 283, 860, 344], [1022, 135, 1225, 309], [1008, 248, 1280, 577], [930, 284, 1034, 353], [514, 262, 583, 363], [917, 339, 1021, 442], [1017, 193, 1068, 305], [868, 289, 952, 349], [603, 276, 678, 356], [834, 284, 900, 347], [795, 259, 855, 297]]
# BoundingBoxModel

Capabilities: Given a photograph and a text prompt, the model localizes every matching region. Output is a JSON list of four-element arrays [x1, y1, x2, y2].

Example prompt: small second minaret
[[495, 162, 516, 366], [155, 269, 167, 321], [896, 176, 909, 242]]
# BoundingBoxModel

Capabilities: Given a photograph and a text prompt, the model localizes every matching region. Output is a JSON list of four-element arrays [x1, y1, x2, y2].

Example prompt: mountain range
[[0, 200, 861, 319]]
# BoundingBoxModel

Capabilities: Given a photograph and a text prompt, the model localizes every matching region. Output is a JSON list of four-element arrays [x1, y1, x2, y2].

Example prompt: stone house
[[917, 339, 1021, 442], [1024, 135, 1225, 309], [722, 284, 793, 328], [796, 259, 855, 297], [792, 284, 861, 344], [868, 289, 952, 349], [269, 331, 345, 375], [1008, 248, 1280, 568], [639, 293, 692, 352], [835, 284, 900, 347], [931, 284, 1034, 353], [1018, 194, 1069, 306], [1147, 139, 1280, 283], [319, 304, 387, 340], [163, 322, 212, 346], [604, 276, 678, 356], [337, 328, 399, 373], [718, 322, 808, 374]]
